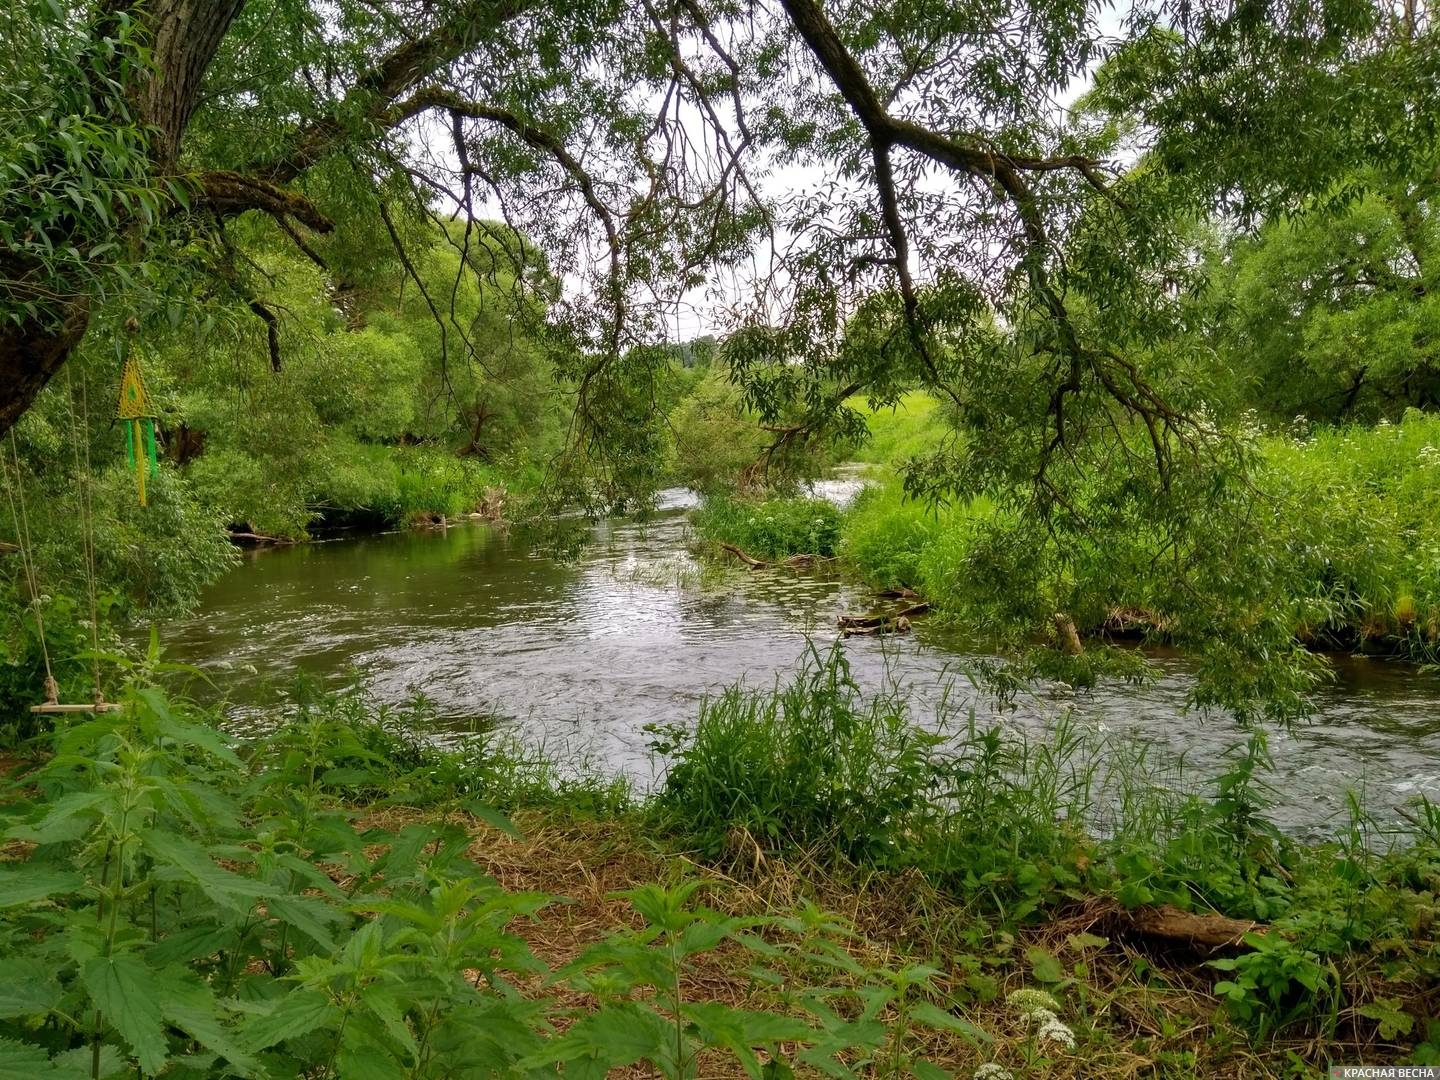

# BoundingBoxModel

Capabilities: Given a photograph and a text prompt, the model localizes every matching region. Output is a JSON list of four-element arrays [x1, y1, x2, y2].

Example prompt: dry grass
[[355, 807, 1405, 1079]]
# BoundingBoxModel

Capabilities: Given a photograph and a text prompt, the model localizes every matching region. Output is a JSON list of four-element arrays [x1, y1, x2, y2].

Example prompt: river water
[[163, 481, 1440, 839]]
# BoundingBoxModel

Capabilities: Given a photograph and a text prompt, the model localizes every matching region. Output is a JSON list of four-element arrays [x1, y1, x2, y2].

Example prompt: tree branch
[[253, 0, 539, 184], [196, 171, 334, 232]]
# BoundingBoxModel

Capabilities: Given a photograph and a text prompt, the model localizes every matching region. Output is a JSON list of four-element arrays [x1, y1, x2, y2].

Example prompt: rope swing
[[1, 365, 120, 714]]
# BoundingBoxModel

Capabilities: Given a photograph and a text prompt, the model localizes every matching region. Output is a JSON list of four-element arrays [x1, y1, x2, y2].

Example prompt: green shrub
[[836, 410, 1440, 719], [0, 588, 124, 745], [691, 495, 843, 558]]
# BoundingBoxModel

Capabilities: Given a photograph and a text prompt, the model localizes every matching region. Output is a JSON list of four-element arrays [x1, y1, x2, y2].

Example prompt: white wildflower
[[1034, 1008, 1077, 1050], [973, 1065, 1014, 1080], [1007, 990, 1076, 1052], [1005, 988, 1060, 1017]]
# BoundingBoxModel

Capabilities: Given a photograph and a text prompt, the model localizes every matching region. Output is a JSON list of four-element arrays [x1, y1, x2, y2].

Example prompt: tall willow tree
[[0, 0, 760, 438], [3, 0, 1432, 440]]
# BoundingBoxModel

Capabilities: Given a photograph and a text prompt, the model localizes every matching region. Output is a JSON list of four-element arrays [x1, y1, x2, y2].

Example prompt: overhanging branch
[[197, 171, 334, 232]]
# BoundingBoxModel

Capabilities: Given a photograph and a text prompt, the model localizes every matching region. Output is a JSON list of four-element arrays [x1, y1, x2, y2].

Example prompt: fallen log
[[1110, 903, 1265, 952], [718, 542, 770, 569], [0, 541, 17, 555], [841, 615, 913, 637], [778, 552, 838, 569], [837, 602, 931, 630], [875, 586, 924, 601]]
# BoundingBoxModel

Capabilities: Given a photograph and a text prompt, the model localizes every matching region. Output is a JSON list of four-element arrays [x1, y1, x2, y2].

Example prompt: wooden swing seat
[[30, 677, 120, 714]]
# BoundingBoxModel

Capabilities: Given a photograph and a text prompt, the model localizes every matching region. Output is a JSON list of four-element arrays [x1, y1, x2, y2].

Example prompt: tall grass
[[652, 643, 941, 861], [255, 677, 635, 817], [649, 641, 1440, 974], [845, 392, 953, 466]]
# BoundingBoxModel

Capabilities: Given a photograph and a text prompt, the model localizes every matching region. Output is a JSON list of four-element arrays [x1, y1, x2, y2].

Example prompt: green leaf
[[335, 1032, 403, 1080], [148, 923, 235, 967], [48, 1044, 125, 1078], [907, 1002, 990, 1045], [160, 972, 262, 1078], [7, 790, 107, 844], [155, 714, 240, 767], [0, 864, 84, 907], [622, 881, 701, 931], [141, 829, 275, 912], [465, 801, 523, 838], [683, 1002, 815, 1079], [910, 1061, 954, 1080], [0, 960, 60, 1019], [1065, 932, 1109, 953], [0, 1038, 51, 1079], [359, 985, 418, 1057], [527, 1002, 671, 1071], [240, 989, 337, 1050], [81, 954, 167, 1075], [1357, 999, 1413, 1039], [266, 894, 344, 949], [1025, 946, 1065, 984], [677, 916, 739, 957]]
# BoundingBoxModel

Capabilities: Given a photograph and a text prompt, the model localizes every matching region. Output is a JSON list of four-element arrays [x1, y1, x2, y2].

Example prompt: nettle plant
[[0, 675, 978, 1078]]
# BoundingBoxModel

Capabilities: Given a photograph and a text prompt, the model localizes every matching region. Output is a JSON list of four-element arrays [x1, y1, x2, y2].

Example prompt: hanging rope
[[64, 366, 105, 704], [3, 431, 56, 705]]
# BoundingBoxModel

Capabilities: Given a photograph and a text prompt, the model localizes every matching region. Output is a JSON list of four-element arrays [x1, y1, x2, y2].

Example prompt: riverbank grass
[[1, 656, 1436, 1076]]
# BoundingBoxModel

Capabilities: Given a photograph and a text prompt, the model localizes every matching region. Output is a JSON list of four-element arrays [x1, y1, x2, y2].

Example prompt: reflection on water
[[163, 482, 1440, 837]]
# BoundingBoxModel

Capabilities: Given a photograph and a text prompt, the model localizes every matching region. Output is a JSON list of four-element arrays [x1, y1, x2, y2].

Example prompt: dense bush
[[652, 643, 942, 861], [691, 495, 843, 558], [0, 587, 124, 744], [839, 406, 1440, 718]]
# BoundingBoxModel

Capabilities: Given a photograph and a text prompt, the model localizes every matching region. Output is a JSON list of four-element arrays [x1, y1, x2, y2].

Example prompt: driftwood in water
[[1053, 612, 1084, 655], [837, 602, 931, 630], [875, 585, 924, 601], [717, 542, 838, 571], [838, 600, 931, 637], [718, 542, 768, 568], [228, 531, 295, 546], [841, 615, 913, 637]]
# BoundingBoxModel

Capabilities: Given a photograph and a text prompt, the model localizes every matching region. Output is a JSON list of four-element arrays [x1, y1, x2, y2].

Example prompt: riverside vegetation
[[689, 395, 1440, 719], [1, 644, 1436, 1077]]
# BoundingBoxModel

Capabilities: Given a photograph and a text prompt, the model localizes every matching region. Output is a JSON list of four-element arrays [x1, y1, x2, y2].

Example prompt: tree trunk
[[0, 0, 246, 438], [136, 0, 248, 173], [0, 304, 93, 437]]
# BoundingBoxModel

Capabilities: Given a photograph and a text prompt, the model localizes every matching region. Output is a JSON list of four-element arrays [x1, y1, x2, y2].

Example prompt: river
[[162, 481, 1440, 840]]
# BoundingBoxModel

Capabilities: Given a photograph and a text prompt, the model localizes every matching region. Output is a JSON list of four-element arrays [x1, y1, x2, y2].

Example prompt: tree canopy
[[3, 0, 1432, 456]]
